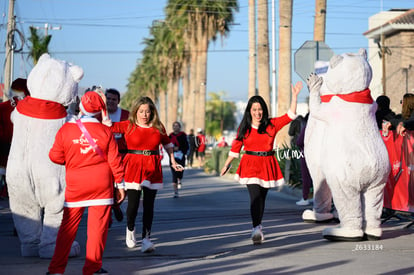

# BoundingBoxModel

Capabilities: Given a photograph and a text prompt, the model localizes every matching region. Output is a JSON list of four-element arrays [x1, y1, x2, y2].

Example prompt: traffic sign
[[294, 40, 334, 82]]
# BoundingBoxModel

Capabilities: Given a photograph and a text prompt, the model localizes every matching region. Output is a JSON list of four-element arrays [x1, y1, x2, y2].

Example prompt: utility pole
[[271, 0, 277, 117], [3, 0, 15, 101], [381, 33, 387, 95], [314, 0, 327, 42]]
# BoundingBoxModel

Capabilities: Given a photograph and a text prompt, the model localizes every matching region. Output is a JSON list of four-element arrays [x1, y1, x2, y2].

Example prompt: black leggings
[[247, 184, 269, 228], [170, 156, 186, 183], [126, 187, 157, 239]]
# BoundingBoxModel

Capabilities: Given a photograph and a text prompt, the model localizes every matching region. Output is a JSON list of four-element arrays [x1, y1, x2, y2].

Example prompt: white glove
[[306, 73, 323, 94]]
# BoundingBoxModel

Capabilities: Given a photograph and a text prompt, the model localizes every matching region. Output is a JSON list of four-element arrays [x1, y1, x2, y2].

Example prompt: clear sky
[[1, 0, 413, 103]]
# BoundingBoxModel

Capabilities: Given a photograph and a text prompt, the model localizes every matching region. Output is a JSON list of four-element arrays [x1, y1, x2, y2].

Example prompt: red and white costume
[[48, 91, 124, 275], [229, 111, 296, 188], [110, 121, 173, 190], [49, 118, 124, 207], [196, 133, 206, 153]]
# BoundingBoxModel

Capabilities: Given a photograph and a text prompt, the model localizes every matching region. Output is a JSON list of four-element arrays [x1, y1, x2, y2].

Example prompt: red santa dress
[[110, 121, 173, 190], [230, 111, 296, 188], [48, 117, 124, 275]]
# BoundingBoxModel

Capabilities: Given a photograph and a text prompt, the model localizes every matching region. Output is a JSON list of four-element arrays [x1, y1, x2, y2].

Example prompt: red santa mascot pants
[[48, 205, 111, 275]]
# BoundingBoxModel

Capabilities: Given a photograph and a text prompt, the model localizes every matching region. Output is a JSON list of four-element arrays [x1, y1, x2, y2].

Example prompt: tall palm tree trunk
[[248, 0, 257, 99], [181, 59, 190, 130], [276, 0, 293, 147], [314, 0, 327, 42], [159, 90, 167, 126], [195, 31, 208, 131], [167, 77, 179, 132], [188, 34, 198, 132], [257, 0, 270, 107]]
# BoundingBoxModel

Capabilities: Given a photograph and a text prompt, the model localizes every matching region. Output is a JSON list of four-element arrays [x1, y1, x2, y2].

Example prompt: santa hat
[[11, 78, 30, 96], [79, 91, 106, 116]]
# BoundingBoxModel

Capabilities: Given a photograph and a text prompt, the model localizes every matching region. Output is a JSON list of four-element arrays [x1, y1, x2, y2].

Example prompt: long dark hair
[[236, 95, 273, 140]]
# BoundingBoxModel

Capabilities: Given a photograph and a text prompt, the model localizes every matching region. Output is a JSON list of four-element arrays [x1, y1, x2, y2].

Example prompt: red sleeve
[[271, 114, 293, 132], [105, 130, 124, 183], [230, 129, 243, 154], [110, 120, 130, 134], [49, 128, 66, 165]]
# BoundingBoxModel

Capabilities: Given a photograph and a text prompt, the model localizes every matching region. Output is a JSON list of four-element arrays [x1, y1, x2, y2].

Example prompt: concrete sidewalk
[[1, 168, 414, 275]]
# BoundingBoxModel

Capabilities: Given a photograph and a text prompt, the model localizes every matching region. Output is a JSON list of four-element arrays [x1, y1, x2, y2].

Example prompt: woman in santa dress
[[220, 81, 302, 245], [103, 96, 182, 253]]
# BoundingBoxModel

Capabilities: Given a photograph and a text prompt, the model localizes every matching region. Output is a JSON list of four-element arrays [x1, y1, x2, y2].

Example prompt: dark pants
[[247, 184, 269, 227], [126, 187, 157, 239], [300, 154, 313, 200], [170, 156, 186, 183], [188, 148, 195, 166]]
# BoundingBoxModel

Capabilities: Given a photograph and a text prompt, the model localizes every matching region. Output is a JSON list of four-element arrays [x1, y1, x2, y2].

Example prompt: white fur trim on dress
[[287, 109, 297, 120], [235, 174, 285, 188], [126, 181, 163, 191], [64, 198, 113, 207], [229, 151, 239, 158]]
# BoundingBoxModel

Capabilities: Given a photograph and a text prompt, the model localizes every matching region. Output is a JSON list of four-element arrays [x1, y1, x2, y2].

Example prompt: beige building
[[364, 9, 414, 113]]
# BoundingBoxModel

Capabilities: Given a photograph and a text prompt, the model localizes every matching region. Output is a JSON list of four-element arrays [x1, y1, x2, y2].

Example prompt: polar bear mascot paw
[[6, 53, 83, 258], [306, 49, 390, 242], [302, 209, 334, 223]]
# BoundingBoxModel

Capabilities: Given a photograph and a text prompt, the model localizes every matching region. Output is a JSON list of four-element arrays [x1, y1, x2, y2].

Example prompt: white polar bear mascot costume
[[305, 49, 390, 241], [6, 54, 83, 257]]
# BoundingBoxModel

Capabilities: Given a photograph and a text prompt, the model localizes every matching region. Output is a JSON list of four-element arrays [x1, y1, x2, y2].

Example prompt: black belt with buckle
[[245, 150, 274, 156], [127, 149, 159, 156]]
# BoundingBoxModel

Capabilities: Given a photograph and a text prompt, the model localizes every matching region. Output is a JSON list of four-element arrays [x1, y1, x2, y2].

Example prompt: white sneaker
[[296, 198, 310, 206], [251, 225, 264, 245], [141, 238, 155, 253], [126, 228, 136, 248], [177, 179, 182, 189]]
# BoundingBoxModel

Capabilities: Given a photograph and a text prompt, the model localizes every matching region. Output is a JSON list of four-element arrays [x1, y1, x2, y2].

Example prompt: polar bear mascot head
[[6, 53, 83, 258]]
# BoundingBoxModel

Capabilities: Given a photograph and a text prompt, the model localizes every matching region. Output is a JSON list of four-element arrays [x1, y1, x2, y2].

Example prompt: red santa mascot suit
[[48, 91, 125, 275]]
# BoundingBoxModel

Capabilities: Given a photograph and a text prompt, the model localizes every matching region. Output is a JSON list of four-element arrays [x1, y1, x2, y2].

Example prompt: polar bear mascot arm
[[301, 72, 335, 223]]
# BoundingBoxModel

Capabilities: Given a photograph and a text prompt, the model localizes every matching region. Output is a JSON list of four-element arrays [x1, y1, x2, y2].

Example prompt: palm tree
[[257, 0, 270, 108], [248, 0, 257, 99], [28, 26, 51, 65], [277, 0, 293, 147], [166, 0, 238, 132]]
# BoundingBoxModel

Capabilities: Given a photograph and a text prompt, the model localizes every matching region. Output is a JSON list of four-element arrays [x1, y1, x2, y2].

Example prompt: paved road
[[1, 168, 414, 275]]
